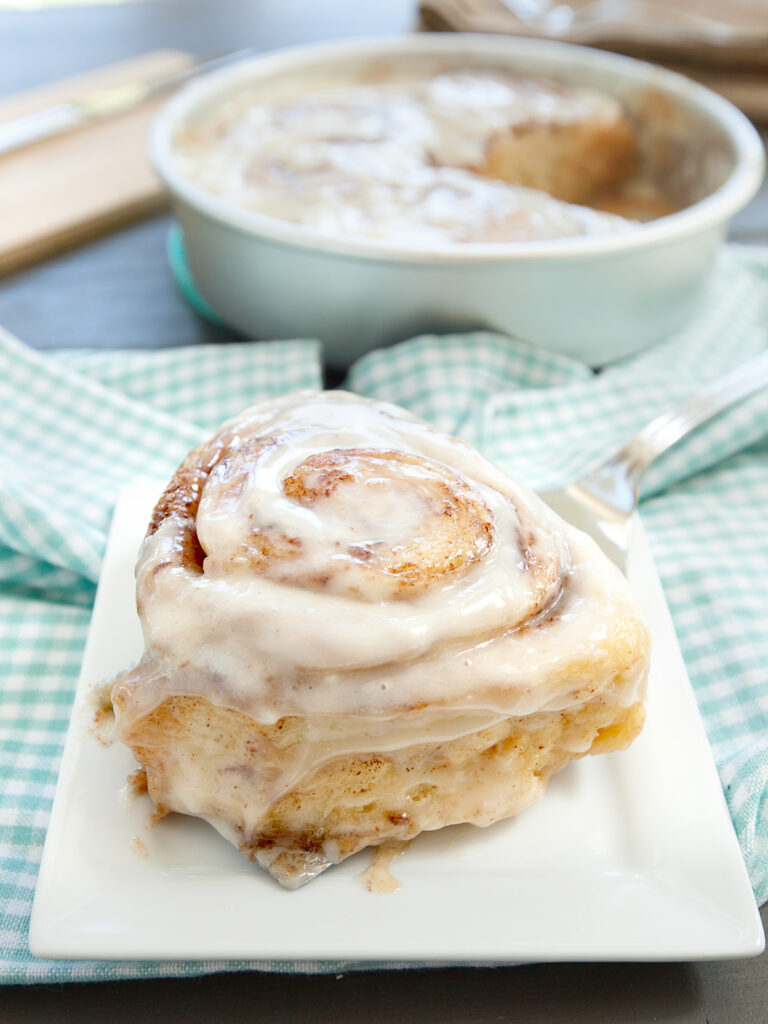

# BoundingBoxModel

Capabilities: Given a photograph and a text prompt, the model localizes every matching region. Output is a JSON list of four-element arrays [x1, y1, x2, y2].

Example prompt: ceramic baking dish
[[150, 34, 765, 367]]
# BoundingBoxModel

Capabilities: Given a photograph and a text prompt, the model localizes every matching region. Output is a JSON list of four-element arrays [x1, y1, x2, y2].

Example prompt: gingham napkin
[[1, 244, 767, 984]]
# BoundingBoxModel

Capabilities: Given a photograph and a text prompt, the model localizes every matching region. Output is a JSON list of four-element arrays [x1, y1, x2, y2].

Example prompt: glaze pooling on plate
[[110, 392, 649, 887]]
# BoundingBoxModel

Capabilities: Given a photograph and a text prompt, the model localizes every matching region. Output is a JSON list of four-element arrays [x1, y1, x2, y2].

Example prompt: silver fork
[[539, 350, 768, 573]]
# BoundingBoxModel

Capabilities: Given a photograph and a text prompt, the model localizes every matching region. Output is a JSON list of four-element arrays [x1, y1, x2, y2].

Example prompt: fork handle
[[603, 348, 768, 489]]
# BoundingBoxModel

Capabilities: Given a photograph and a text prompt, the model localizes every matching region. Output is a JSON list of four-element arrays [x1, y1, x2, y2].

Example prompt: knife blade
[[0, 48, 254, 158]]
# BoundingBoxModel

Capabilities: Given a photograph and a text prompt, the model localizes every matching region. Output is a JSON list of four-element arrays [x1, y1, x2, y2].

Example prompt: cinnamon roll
[[111, 392, 650, 887], [174, 68, 639, 245]]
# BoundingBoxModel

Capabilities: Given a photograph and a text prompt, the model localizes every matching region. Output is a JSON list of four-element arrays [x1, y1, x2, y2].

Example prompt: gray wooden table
[[2, 2, 767, 1020]]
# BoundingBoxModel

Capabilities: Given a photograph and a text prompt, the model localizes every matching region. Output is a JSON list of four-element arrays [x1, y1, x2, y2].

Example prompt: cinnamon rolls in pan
[[174, 68, 640, 245], [111, 391, 650, 887]]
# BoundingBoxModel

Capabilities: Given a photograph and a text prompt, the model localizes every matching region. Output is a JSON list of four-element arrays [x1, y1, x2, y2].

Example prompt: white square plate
[[30, 480, 764, 963]]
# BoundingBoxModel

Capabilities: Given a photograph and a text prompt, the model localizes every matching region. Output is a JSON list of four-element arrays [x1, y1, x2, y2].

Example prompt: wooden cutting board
[[0, 50, 196, 277]]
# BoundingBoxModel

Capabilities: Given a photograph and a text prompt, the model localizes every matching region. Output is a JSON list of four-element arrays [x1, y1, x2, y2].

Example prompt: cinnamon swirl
[[111, 392, 650, 887]]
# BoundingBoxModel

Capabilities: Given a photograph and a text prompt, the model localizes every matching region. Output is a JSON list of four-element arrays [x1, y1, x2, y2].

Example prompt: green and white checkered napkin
[[1, 244, 767, 983]]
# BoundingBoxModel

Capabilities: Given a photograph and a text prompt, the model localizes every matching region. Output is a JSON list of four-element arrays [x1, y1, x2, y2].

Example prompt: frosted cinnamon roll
[[174, 68, 639, 245], [111, 392, 650, 887]]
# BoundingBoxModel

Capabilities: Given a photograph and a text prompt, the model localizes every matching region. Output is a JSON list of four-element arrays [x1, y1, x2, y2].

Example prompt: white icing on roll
[[116, 392, 648, 732]]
